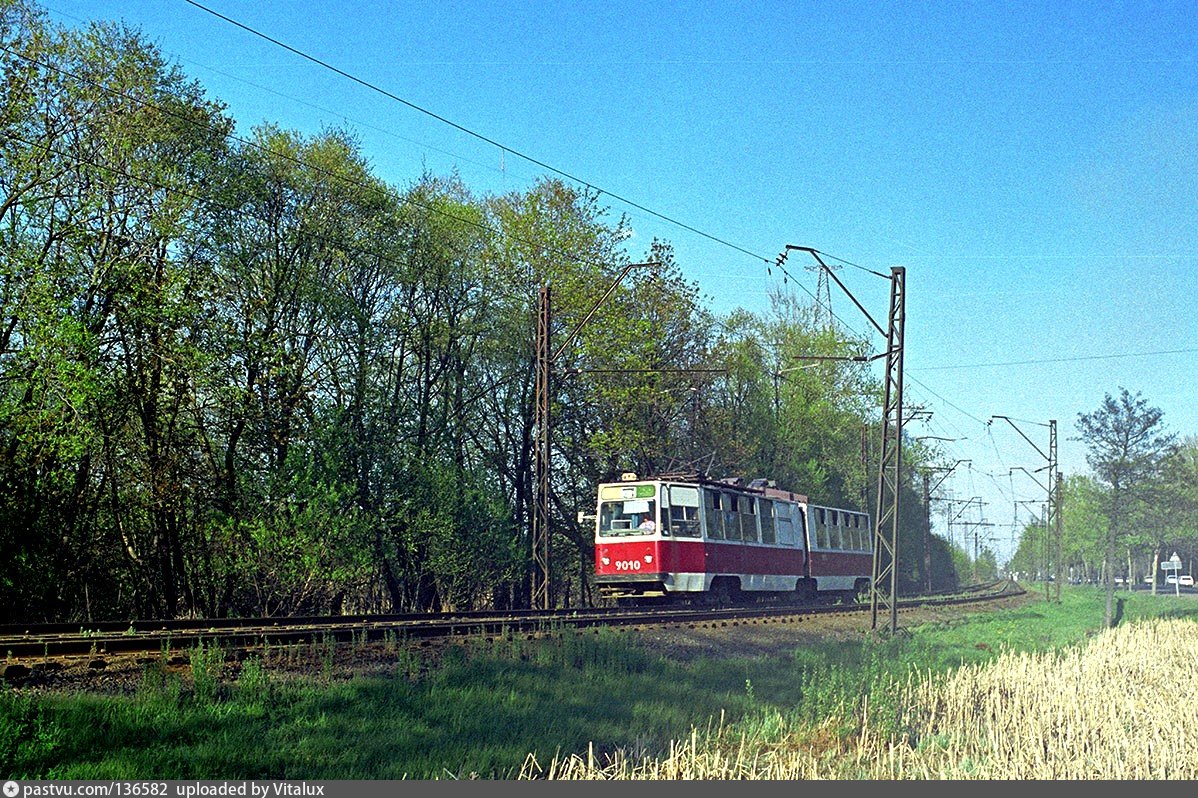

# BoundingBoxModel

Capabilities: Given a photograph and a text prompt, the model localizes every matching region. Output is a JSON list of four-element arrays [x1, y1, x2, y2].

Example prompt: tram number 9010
[[614, 560, 642, 571]]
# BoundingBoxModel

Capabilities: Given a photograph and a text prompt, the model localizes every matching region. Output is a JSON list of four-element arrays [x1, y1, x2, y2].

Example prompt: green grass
[[3, 586, 1195, 780]]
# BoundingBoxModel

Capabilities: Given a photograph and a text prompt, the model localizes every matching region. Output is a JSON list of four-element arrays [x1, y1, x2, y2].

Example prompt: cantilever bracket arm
[[551, 261, 659, 364], [990, 415, 1050, 463], [928, 459, 970, 495], [791, 350, 890, 364], [784, 245, 886, 337], [1010, 466, 1048, 493]]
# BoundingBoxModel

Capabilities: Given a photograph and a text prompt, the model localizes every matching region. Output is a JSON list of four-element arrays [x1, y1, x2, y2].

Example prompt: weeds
[[0, 689, 62, 777], [235, 657, 271, 709], [318, 633, 336, 682], [188, 639, 224, 705]]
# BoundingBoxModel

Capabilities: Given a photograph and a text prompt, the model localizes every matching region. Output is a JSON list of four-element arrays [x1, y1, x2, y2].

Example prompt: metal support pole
[[781, 248, 906, 632], [531, 286, 552, 610], [860, 423, 870, 511], [992, 415, 1058, 602], [923, 471, 932, 593], [1041, 505, 1049, 598], [1047, 420, 1061, 602], [870, 267, 905, 634], [1055, 470, 1064, 598], [967, 522, 977, 577], [919, 459, 969, 593], [530, 262, 657, 611]]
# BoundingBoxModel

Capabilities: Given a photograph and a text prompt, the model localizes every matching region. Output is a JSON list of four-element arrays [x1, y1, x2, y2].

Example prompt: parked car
[[1180, 575, 1194, 587], [1166, 575, 1177, 585]]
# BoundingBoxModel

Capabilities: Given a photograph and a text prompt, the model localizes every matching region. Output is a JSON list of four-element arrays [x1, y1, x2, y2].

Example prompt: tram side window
[[759, 499, 776, 544], [815, 509, 829, 548], [736, 496, 756, 543], [667, 485, 701, 538], [704, 490, 724, 540], [724, 493, 741, 542], [776, 504, 795, 546]]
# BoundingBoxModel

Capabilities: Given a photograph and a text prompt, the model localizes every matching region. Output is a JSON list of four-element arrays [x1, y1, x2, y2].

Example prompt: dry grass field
[[531, 616, 1198, 779]]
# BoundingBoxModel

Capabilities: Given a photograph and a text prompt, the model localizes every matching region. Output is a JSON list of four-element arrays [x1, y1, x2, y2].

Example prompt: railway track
[[0, 580, 1025, 665]]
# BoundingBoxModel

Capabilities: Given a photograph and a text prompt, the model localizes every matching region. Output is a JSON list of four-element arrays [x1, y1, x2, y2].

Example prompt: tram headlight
[[600, 556, 610, 566], [644, 555, 653, 564]]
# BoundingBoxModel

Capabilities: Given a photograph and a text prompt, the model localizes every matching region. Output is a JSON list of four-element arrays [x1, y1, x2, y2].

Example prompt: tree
[[1059, 474, 1108, 582], [481, 177, 633, 608], [1156, 437, 1198, 573], [0, 0, 974, 621], [754, 288, 877, 508], [1075, 387, 1177, 628], [0, 0, 234, 619]]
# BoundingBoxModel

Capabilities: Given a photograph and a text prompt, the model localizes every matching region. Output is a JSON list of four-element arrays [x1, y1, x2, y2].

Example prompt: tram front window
[[599, 499, 657, 537]]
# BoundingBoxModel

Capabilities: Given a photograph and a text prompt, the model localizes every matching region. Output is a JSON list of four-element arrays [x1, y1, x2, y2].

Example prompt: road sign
[[1162, 553, 1182, 571]]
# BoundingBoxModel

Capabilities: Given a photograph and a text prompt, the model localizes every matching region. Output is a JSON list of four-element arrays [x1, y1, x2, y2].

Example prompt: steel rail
[[0, 580, 1024, 662]]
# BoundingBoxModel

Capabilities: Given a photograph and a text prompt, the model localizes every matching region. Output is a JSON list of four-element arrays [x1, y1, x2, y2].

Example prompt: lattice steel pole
[[860, 423, 870, 512], [531, 286, 553, 610], [1048, 419, 1061, 602], [991, 415, 1055, 600], [530, 263, 656, 611], [870, 266, 905, 634], [923, 471, 932, 593]]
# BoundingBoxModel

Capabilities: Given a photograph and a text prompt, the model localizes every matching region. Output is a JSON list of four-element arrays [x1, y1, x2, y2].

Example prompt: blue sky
[[44, 1, 1198, 564]]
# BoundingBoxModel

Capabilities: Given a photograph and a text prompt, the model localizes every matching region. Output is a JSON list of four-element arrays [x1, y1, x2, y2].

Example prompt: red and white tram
[[592, 472, 873, 605]]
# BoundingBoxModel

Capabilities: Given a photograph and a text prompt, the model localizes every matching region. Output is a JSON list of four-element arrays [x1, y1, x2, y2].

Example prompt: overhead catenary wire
[[0, 42, 635, 302], [916, 347, 1198, 370], [174, 0, 820, 330], [14, 37, 784, 344], [0, 55, 750, 410], [3, 35, 774, 343], [4, 44, 822, 449], [42, 2, 859, 320], [770, 246, 884, 347], [181, 0, 773, 268]]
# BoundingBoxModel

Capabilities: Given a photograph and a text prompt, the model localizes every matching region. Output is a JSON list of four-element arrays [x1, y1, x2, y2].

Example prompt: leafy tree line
[[8, 2, 1190, 626], [0, 1, 961, 622], [1005, 389, 1198, 624]]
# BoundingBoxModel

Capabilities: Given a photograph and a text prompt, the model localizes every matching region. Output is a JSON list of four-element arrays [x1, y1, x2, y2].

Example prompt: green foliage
[[188, 640, 225, 706], [0, 0, 1087, 619], [1059, 474, 1109, 578], [1075, 389, 1182, 623], [233, 657, 270, 709], [0, 688, 63, 778]]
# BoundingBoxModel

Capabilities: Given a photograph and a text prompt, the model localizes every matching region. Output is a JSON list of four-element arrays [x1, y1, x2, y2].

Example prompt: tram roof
[[605, 471, 810, 504]]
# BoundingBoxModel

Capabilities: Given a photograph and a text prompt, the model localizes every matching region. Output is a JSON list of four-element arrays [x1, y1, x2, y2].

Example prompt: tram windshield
[[598, 498, 657, 537]]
